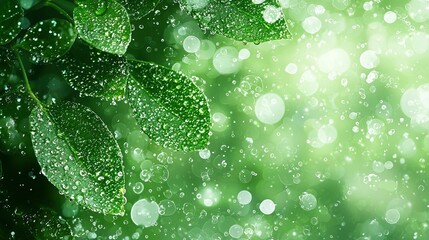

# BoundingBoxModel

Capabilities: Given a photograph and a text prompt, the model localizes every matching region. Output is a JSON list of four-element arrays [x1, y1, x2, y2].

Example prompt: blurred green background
[[1, 0, 429, 239]]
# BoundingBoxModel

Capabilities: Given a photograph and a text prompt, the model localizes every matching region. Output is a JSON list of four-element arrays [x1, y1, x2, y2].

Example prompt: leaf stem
[[15, 52, 44, 107], [45, 1, 74, 22]]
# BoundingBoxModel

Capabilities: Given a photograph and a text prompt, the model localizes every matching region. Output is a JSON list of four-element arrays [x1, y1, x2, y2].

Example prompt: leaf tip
[[107, 202, 126, 216]]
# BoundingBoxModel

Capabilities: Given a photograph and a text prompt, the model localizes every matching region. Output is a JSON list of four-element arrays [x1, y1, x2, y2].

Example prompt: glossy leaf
[[178, 0, 291, 43], [0, 0, 23, 45], [57, 43, 128, 101], [18, 19, 77, 63], [29, 101, 125, 215], [74, 0, 132, 54], [127, 60, 211, 151], [117, 0, 163, 20]]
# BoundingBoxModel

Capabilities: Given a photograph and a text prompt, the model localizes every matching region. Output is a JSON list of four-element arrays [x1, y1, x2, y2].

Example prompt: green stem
[[46, 1, 74, 22], [15, 52, 44, 107]]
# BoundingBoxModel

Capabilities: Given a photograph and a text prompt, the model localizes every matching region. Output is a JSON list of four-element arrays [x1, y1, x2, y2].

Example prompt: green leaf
[[126, 60, 211, 151], [74, 0, 132, 55], [0, 186, 73, 239], [23, 208, 73, 240], [117, 0, 163, 20], [0, 0, 23, 45], [178, 0, 291, 43], [29, 101, 125, 215], [57, 43, 128, 101], [17, 19, 77, 63]]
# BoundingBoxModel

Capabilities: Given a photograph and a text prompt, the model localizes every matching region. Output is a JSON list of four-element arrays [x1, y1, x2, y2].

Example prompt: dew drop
[[255, 93, 285, 124], [259, 199, 275, 215], [131, 199, 160, 227]]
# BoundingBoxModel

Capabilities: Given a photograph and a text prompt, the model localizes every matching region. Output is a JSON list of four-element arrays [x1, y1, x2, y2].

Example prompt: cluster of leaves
[[0, 0, 290, 237]]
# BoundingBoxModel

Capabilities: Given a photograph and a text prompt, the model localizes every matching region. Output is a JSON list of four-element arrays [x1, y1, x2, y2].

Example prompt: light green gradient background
[[60, 0, 429, 239]]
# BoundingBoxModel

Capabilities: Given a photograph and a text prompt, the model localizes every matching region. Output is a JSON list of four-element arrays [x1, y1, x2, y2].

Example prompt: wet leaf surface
[[127, 60, 210, 151], [30, 101, 125, 215], [0, 0, 23, 45], [24, 208, 73, 240], [117, 0, 163, 20], [18, 19, 77, 63], [74, 0, 132, 54], [0, 185, 73, 240], [57, 43, 128, 101], [178, 0, 291, 43]]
